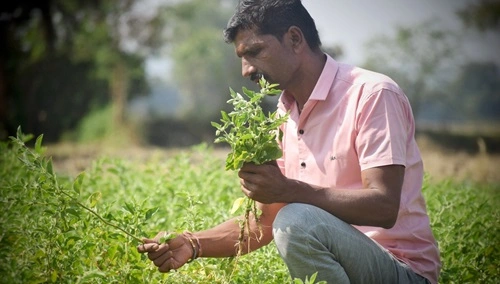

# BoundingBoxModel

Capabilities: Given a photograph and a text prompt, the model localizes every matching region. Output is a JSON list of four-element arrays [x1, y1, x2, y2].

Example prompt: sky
[[301, 0, 500, 65], [146, 0, 500, 77]]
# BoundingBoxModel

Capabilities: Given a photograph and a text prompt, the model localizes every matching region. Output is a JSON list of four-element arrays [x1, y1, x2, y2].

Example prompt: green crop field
[[1, 131, 498, 283]]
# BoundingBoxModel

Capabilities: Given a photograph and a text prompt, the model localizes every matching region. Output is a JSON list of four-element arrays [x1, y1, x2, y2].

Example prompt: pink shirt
[[276, 55, 441, 283]]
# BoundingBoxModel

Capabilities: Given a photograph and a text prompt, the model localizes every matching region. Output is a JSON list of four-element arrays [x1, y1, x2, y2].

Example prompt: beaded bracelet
[[183, 231, 202, 263], [192, 234, 202, 258]]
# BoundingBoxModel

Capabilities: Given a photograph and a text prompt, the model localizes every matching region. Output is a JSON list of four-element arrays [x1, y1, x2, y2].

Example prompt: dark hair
[[223, 0, 322, 50]]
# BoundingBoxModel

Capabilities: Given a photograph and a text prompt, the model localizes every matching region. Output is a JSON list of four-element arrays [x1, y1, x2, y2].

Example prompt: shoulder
[[335, 62, 402, 96]]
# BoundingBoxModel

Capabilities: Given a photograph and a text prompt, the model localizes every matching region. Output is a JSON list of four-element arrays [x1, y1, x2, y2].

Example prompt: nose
[[241, 58, 257, 78]]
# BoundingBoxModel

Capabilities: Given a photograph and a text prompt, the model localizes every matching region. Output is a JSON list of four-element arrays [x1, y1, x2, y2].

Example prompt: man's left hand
[[238, 161, 289, 204]]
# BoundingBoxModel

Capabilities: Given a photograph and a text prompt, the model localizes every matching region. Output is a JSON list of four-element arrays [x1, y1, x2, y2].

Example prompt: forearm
[[285, 179, 400, 228], [193, 213, 272, 258]]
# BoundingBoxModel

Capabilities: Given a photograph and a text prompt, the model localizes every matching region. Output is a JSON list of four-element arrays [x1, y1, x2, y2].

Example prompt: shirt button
[[299, 129, 304, 135], [300, 162, 306, 168]]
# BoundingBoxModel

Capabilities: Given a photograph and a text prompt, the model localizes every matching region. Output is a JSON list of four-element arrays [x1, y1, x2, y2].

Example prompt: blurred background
[[1, 0, 499, 180]]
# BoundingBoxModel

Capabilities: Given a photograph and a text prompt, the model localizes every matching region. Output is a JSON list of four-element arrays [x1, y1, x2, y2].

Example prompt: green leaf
[[239, 133, 254, 140], [46, 158, 54, 176], [89, 192, 102, 207], [35, 134, 44, 154], [51, 270, 58, 282], [221, 110, 229, 121], [78, 270, 107, 282], [16, 125, 22, 139], [230, 197, 245, 214], [64, 208, 81, 218], [211, 121, 221, 128], [145, 207, 158, 220], [73, 172, 85, 196], [159, 232, 175, 243], [123, 201, 135, 214]]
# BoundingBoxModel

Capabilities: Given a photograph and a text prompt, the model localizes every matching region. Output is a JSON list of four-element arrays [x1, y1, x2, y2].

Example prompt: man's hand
[[238, 161, 289, 204], [137, 231, 193, 273]]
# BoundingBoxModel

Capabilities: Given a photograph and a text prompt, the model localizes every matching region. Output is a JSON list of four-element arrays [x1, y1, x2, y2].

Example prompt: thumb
[[137, 239, 159, 253], [142, 238, 158, 244]]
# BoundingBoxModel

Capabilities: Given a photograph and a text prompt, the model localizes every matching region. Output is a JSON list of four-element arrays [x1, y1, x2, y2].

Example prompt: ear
[[286, 26, 306, 53]]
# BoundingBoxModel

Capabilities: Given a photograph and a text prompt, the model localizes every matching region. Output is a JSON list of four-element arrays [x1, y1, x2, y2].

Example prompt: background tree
[[362, 21, 459, 121], [146, 0, 345, 146], [166, 0, 250, 129], [1, 0, 346, 146], [451, 62, 500, 122], [0, 0, 169, 142], [457, 0, 500, 32], [454, 0, 500, 123]]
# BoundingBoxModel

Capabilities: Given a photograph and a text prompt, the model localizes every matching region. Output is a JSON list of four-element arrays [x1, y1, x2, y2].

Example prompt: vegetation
[[0, 131, 498, 283], [1, 1, 499, 283], [2, 0, 498, 150], [424, 176, 500, 283], [1, 0, 164, 141], [212, 78, 288, 255]]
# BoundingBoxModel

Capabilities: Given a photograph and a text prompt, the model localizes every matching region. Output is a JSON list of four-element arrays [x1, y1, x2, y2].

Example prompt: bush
[[424, 177, 500, 283], [1, 130, 498, 283]]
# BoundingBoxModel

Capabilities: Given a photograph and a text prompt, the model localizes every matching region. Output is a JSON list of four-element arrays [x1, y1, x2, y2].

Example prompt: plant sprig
[[212, 78, 288, 255], [11, 127, 143, 243], [212, 77, 287, 171]]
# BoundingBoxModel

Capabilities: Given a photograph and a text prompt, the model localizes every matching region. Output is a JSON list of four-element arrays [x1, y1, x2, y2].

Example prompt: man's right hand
[[137, 231, 194, 272]]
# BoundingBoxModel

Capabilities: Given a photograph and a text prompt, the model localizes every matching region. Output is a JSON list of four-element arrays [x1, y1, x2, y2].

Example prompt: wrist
[[182, 231, 203, 262]]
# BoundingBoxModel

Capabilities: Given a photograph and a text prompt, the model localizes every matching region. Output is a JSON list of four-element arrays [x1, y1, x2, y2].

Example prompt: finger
[[240, 179, 255, 191], [240, 162, 259, 173], [147, 244, 170, 260], [264, 160, 278, 166], [137, 242, 159, 253], [158, 252, 183, 273], [153, 231, 169, 243], [240, 184, 253, 199], [152, 250, 173, 268], [158, 258, 174, 273], [142, 238, 159, 244]]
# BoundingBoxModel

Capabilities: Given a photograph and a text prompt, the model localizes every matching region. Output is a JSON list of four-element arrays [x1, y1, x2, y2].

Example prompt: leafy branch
[[212, 78, 288, 255], [10, 127, 143, 243]]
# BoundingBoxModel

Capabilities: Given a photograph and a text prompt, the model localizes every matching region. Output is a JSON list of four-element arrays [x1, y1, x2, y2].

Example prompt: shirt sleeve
[[355, 87, 412, 170]]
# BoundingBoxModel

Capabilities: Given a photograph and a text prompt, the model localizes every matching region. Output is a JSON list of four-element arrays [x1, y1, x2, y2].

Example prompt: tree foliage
[[0, 0, 169, 141], [451, 62, 500, 121], [362, 21, 459, 121], [166, 0, 252, 124], [162, 0, 343, 143], [458, 0, 500, 32]]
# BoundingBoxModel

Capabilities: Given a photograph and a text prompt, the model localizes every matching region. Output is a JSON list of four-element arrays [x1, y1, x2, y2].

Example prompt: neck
[[286, 50, 326, 109]]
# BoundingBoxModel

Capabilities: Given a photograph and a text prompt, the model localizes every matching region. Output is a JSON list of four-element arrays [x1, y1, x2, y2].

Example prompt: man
[[138, 0, 441, 283]]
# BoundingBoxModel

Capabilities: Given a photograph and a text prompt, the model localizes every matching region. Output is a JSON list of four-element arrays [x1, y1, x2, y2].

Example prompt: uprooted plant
[[212, 78, 288, 256]]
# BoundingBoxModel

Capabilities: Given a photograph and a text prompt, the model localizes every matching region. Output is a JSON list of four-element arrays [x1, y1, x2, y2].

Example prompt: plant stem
[[60, 190, 143, 242], [24, 141, 144, 243]]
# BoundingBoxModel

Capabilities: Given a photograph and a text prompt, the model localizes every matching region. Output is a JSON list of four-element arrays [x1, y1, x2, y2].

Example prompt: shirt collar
[[279, 54, 339, 110]]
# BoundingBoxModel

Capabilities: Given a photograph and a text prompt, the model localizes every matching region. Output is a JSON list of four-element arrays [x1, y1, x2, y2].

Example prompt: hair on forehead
[[223, 0, 321, 50]]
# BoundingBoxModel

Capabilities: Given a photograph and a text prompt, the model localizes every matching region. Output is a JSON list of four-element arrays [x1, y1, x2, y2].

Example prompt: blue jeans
[[272, 203, 430, 284]]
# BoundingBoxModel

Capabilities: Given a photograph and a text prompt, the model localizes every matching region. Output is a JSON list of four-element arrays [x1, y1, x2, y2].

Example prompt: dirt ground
[[416, 137, 499, 184], [46, 138, 500, 184]]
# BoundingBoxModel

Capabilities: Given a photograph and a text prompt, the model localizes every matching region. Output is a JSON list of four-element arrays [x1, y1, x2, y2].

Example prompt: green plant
[[293, 272, 327, 284], [75, 105, 114, 142], [0, 128, 160, 283], [0, 128, 291, 283], [4, 126, 498, 283], [212, 78, 288, 255], [13, 128, 143, 242], [423, 177, 500, 283]]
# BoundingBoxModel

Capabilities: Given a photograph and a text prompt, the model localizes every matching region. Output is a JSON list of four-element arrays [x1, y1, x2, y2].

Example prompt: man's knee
[[272, 203, 320, 247], [273, 203, 310, 231]]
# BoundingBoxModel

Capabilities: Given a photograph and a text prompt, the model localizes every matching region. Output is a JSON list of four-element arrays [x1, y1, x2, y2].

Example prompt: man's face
[[233, 28, 297, 88]]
